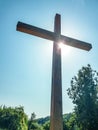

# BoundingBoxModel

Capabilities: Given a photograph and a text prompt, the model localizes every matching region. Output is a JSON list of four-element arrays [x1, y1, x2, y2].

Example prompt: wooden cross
[[16, 14, 92, 130]]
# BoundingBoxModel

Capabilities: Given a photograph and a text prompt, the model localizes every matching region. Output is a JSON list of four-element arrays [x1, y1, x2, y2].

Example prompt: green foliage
[[63, 113, 79, 130], [36, 116, 50, 125], [0, 106, 28, 130], [43, 121, 50, 130], [0, 106, 79, 130], [28, 122, 43, 130], [66, 113, 77, 130], [63, 121, 69, 130], [28, 113, 43, 130], [30, 112, 36, 121], [67, 64, 98, 130]]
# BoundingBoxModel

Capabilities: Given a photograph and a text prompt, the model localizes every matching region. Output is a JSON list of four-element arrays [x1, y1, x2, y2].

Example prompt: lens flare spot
[[58, 42, 72, 56]]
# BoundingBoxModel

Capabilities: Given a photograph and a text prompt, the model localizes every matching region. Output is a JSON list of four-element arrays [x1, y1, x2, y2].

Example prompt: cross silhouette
[[16, 14, 92, 130]]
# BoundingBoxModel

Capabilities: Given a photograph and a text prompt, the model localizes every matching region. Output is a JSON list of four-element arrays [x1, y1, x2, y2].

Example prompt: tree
[[0, 106, 28, 130], [66, 113, 76, 130], [30, 112, 36, 121], [43, 121, 50, 130], [63, 113, 78, 130], [28, 112, 43, 130], [28, 122, 43, 130], [67, 64, 98, 130]]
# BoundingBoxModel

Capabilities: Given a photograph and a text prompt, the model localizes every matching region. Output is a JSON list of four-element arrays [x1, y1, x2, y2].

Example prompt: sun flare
[[58, 42, 72, 56]]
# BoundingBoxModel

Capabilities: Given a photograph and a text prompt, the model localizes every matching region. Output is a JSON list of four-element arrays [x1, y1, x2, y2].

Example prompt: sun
[[58, 42, 72, 56]]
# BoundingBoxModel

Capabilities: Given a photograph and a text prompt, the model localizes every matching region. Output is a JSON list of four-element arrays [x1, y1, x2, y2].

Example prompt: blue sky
[[0, 0, 98, 118]]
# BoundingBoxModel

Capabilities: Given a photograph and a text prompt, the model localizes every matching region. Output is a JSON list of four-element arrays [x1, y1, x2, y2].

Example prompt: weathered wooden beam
[[17, 22, 55, 41], [60, 35, 92, 51], [50, 14, 63, 130], [17, 21, 92, 51]]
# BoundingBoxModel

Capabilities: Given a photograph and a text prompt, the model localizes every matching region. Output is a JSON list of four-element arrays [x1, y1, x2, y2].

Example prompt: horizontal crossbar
[[17, 22, 92, 51]]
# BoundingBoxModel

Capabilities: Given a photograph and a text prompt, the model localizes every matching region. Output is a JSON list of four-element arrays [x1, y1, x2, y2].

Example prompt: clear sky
[[0, 0, 98, 118]]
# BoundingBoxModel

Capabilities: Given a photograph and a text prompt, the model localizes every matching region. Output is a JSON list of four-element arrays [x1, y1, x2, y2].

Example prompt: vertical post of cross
[[50, 14, 63, 130]]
